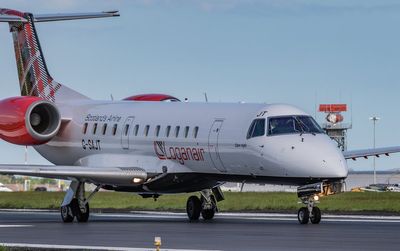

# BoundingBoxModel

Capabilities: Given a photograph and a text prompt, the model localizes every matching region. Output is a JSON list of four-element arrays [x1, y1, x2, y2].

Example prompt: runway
[[0, 210, 400, 251]]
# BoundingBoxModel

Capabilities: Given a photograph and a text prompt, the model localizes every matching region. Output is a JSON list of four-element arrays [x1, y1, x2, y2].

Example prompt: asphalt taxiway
[[0, 210, 400, 250]]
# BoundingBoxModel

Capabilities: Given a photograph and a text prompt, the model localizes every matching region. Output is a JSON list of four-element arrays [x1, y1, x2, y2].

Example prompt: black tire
[[76, 203, 90, 223], [297, 207, 309, 224], [310, 207, 321, 224], [201, 209, 215, 220], [186, 196, 201, 221], [61, 205, 74, 223], [201, 195, 217, 220]]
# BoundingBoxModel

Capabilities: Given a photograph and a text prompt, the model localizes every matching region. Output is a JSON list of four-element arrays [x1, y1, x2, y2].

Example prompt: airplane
[[0, 8, 399, 225]]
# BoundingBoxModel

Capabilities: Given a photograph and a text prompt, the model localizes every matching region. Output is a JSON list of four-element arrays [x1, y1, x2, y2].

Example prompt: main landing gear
[[296, 181, 345, 225], [61, 181, 101, 223], [186, 187, 224, 221]]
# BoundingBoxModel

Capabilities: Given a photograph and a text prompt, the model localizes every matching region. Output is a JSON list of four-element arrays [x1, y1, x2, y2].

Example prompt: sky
[[0, 0, 399, 172]]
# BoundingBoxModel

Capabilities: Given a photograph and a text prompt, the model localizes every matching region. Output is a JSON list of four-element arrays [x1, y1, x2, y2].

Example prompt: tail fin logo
[[9, 13, 61, 102], [1, 8, 119, 102]]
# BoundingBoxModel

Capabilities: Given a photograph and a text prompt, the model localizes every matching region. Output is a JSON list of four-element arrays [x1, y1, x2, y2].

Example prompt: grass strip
[[0, 191, 399, 213]]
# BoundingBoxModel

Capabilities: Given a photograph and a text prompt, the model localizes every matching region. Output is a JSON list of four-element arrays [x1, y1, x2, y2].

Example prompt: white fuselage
[[34, 100, 348, 192]]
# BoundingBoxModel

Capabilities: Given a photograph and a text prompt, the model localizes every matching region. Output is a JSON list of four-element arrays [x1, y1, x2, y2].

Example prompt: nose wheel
[[297, 207, 309, 224], [297, 205, 321, 224], [310, 206, 321, 224], [297, 196, 322, 224]]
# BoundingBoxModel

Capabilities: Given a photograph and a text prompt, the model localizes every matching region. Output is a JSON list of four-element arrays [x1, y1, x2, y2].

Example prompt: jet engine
[[0, 96, 61, 145]]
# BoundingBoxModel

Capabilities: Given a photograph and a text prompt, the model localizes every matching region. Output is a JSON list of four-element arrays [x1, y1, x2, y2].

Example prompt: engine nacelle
[[0, 96, 61, 145]]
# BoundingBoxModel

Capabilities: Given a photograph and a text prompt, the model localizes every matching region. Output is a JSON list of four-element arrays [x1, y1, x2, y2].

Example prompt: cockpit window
[[297, 116, 324, 134], [247, 119, 265, 139], [268, 116, 324, 136]]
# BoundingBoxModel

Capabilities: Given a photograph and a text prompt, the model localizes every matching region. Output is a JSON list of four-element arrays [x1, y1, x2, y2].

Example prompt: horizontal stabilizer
[[343, 146, 400, 160], [0, 10, 119, 23], [0, 16, 25, 22], [34, 11, 119, 22]]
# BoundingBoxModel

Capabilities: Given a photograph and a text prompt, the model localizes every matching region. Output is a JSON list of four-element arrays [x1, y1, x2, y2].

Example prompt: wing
[[0, 164, 147, 185], [343, 146, 400, 160]]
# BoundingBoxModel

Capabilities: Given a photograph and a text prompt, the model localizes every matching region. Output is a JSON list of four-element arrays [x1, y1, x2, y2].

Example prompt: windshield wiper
[[295, 117, 316, 136]]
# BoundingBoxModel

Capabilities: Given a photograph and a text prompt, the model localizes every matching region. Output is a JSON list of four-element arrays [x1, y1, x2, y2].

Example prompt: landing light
[[133, 178, 143, 184], [313, 195, 320, 201]]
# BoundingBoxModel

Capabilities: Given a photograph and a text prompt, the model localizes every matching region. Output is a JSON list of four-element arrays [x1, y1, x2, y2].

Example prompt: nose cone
[[314, 139, 348, 178], [269, 134, 348, 179]]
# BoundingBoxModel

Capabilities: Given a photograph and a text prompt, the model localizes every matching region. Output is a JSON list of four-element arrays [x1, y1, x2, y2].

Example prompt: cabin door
[[208, 120, 227, 172], [121, 116, 135, 150]]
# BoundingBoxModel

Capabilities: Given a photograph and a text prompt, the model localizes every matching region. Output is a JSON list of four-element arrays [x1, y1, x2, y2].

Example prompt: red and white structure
[[319, 104, 352, 151]]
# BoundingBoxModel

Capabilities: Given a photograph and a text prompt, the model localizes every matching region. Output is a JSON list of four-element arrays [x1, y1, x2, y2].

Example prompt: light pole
[[369, 116, 380, 184]]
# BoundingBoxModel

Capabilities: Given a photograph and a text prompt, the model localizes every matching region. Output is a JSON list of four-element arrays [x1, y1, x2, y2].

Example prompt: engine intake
[[0, 96, 61, 145]]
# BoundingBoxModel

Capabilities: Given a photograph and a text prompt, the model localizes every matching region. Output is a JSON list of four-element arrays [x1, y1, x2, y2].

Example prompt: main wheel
[[61, 205, 74, 223], [201, 195, 217, 220], [201, 209, 215, 220], [76, 203, 90, 223], [297, 207, 309, 224], [186, 196, 201, 221], [310, 206, 321, 224]]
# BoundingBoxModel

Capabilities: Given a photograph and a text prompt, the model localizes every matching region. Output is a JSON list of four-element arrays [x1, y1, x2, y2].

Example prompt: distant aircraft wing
[[343, 146, 400, 160], [0, 165, 147, 185]]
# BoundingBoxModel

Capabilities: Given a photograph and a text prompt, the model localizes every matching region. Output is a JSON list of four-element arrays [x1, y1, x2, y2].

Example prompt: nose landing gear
[[297, 197, 321, 224], [296, 180, 345, 225]]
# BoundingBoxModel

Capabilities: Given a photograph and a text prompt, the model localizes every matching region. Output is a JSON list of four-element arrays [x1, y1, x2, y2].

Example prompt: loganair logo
[[154, 141, 205, 165]]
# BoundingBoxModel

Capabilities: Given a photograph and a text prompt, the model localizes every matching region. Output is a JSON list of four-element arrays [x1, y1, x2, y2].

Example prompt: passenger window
[[112, 124, 118, 135], [165, 126, 171, 137], [124, 124, 129, 136], [247, 119, 265, 139], [144, 125, 150, 136], [102, 124, 107, 135], [184, 126, 189, 138], [134, 125, 139, 136], [92, 123, 98, 135], [193, 126, 199, 138], [155, 125, 160, 137], [175, 126, 180, 138], [82, 123, 88, 134]]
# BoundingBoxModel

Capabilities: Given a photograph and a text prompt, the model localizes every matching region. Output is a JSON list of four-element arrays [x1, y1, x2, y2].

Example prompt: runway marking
[[0, 243, 220, 251], [95, 212, 400, 223], [1, 209, 400, 224]]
